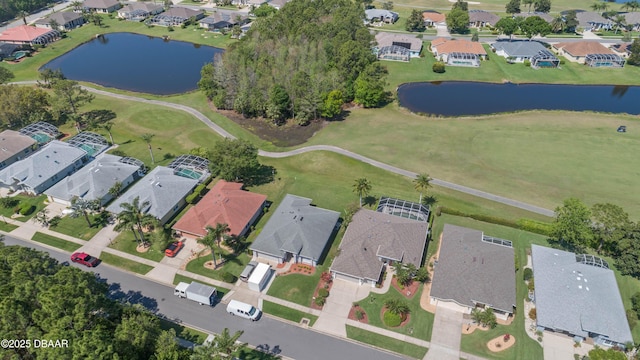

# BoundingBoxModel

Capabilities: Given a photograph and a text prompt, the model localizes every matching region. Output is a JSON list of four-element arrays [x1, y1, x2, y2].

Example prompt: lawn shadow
[[108, 282, 159, 312], [247, 165, 276, 186], [363, 195, 378, 208]]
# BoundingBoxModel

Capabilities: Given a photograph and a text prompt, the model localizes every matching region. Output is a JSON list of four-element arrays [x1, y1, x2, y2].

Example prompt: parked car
[[617, 125, 627, 133], [240, 261, 258, 282], [226, 300, 261, 321], [70, 252, 99, 267], [165, 241, 185, 257]]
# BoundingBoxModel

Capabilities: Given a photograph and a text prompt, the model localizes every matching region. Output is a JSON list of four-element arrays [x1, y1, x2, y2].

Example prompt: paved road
[[0, 0, 73, 32], [1, 235, 405, 360], [12, 81, 555, 217]]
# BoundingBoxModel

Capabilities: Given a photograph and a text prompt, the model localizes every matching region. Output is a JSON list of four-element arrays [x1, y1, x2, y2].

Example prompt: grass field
[[31, 232, 82, 252], [306, 107, 640, 217], [346, 325, 428, 359], [51, 215, 102, 240], [185, 248, 251, 282], [373, 0, 627, 13], [261, 300, 318, 326], [99, 252, 154, 274], [0, 222, 18, 232], [0, 195, 47, 222], [109, 230, 165, 262]]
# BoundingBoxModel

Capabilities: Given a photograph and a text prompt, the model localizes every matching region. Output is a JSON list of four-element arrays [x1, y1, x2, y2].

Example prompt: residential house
[[331, 208, 429, 286], [19, 121, 61, 145], [576, 11, 612, 31], [45, 153, 144, 206], [0, 140, 89, 195], [623, 12, 640, 31], [431, 37, 487, 66], [491, 40, 551, 62], [82, 0, 122, 13], [553, 41, 624, 67], [66, 131, 110, 158], [199, 11, 249, 31], [117, 3, 164, 21], [268, 0, 292, 10], [0, 42, 19, 60], [532, 244, 633, 348], [611, 42, 631, 58], [0, 130, 37, 170], [250, 194, 340, 266], [34, 12, 86, 31], [422, 10, 445, 27], [365, 9, 399, 24], [430, 224, 516, 320], [106, 166, 199, 225], [151, 7, 205, 26], [0, 25, 60, 46], [375, 32, 423, 59], [513, 12, 553, 23], [468, 10, 500, 28], [172, 180, 267, 239]]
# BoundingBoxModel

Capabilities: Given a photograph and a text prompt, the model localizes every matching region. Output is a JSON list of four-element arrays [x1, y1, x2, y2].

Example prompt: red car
[[165, 241, 185, 257], [70, 252, 100, 267]]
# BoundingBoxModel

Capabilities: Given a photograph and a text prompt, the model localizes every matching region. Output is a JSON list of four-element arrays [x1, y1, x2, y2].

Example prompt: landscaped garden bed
[[348, 303, 368, 323], [310, 272, 333, 309]]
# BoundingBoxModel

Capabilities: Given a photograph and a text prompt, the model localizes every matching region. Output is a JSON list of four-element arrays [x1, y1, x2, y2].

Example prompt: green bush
[[523, 268, 534, 281], [20, 204, 35, 216], [0, 197, 19, 208], [355, 310, 365, 320], [186, 184, 207, 204], [432, 61, 446, 73], [524, 59, 531, 67], [440, 207, 552, 236], [517, 219, 552, 236], [383, 310, 402, 327], [315, 297, 326, 306], [318, 288, 329, 298], [49, 216, 62, 228], [221, 271, 237, 283]]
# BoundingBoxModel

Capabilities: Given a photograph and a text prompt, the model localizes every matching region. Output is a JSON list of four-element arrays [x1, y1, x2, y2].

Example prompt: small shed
[[248, 263, 272, 292]]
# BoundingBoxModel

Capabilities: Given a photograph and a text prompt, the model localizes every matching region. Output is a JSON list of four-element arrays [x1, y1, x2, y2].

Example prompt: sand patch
[[487, 335, 516, 352]]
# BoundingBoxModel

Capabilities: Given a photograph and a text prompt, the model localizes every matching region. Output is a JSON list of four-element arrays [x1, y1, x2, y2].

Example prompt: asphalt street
[[1, 235, 405, 360]]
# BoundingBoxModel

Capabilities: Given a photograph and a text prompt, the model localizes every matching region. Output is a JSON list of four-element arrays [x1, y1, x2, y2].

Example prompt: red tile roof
[[553, 41, 613, 57], [432, 38, 487, 55], [172, 180, 266, 238], [423, 12, 445, 22], [0, 25, 56, 42]]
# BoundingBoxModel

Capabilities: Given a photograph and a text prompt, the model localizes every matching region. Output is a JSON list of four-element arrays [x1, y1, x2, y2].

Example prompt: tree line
[[198, 0, 388, 126], [0, 0, 59, 23], [0, 243, 278, 359]]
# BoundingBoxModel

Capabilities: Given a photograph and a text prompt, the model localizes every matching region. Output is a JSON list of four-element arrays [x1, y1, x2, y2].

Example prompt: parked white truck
[[174, 282, 217, 306]]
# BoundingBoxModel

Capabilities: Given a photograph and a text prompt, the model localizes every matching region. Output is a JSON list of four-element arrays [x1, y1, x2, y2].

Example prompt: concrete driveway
[[313, 279, 369, 337], [425, 303, 464, 360], [543, 332, 579, 360]]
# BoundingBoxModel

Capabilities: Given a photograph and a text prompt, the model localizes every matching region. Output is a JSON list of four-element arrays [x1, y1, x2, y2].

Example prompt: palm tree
[[102, 121, 115, 145], [114, 196, 157, 246], [141, 133, 155, 164], [591, 1, 608, 13], [353, 178, 372, 207], [213, 328, 246, 356], [70, 198, 100, 227], [19, 10, 29, 25], [550, 14, 565, 33], [613, 15, 626, 34], [34, 209, 49, 227], [384, 298, 410, 318], [413, 173, 432, 204], [108, 181, 123, 199], [198, 223, 230, 268], [71, 0, 83, 12], [49, 19, 61, 31]]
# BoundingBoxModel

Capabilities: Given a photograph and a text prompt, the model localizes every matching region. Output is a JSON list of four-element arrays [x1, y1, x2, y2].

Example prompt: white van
[[226, 300, 261, 321]]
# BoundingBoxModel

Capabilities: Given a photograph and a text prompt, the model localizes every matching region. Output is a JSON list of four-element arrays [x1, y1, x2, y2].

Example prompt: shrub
[[383, 310, 402, 327], [355, 310, 365, 320], [49, 216, 62, 228], [0, 197, 19, 208], [432, 61, 446, 73], [110, 149, 128, 157], [315, 297, 326, 306], [524, 59, 531, 67], [221, 271, 237, 283], [504, 334, 511, 341], [627, 309, 638, 329], [528, 278, 535, 292], [529, 308, 537, 320], [20, 204, 35, 216], [318, 288, 329, 298], [517, 219, 552, 236], [186, 184, 207, 204], [523, 268, 534, 281]]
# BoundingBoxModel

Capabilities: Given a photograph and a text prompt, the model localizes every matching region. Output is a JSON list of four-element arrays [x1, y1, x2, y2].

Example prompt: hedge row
[[438, 207, 552, 236]]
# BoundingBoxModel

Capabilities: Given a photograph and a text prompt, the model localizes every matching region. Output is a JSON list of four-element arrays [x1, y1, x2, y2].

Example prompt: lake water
[[42, 32, 223, 95], [397, 82, 640, 116]]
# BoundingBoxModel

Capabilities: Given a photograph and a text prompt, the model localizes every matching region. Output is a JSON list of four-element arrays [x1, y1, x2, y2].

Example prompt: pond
[[397, 82, 640, 116], [42, 32, 223, 95]]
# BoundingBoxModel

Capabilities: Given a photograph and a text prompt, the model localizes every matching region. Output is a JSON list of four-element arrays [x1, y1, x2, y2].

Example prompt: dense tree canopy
[[550, 198, 592, 250], [505, 0, 521, 14], [199, 0, 384, 124], [446, 7, 469, 34], [207, 139, 262, 184], [0, 0, 59, 23], [0, 66, 14, 84], [0, 85, 51, 128], [627, 38, 640, 66], [405, 9, 426, 32], [519, 15, 551, 39], [534, 0, 552, 13]]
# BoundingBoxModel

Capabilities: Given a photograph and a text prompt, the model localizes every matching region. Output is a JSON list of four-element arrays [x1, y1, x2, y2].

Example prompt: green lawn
[[109, 230, 165, 262], [346, 325, 428, 359], [30, 232, 82, 252], [0, 222, 18, 232], [261, 300, 318, 326], [185, 248, 251, 282], [266, 273, 321, 307], [50, 215, 102, 240], [172, 274, 230, 298], [372, 0, 627, 14], [158, 318, 209, 344], [99, 252, 154, 274], [0, 195, 47, 223], [357, 283, 434, 341]]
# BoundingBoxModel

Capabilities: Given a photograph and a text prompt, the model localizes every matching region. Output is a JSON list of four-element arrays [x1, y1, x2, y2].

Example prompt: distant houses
[[575, 11, 612, 32], [553, 41, 625, 67], [365, 9, 399, 24], [468, 10, 499, 28], [431, 38, 487, 67], [151, 7, 205, 27], [374, 32, 423, 62], [117, 3, 164, 21], [82, 0, 122, 14], [422, 10, 445, 27], [199, 11, 249, 31], [34, 12, 86, 31]]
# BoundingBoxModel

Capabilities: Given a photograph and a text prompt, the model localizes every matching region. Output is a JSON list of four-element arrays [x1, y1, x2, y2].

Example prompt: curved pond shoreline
[[397, 81, 640, 117], [41, 32, 223, 95]]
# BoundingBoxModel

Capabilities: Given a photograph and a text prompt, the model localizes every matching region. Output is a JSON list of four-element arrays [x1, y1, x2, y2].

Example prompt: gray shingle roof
[[34, 11, 84, 26], [469, 10, 500, 25], [430, 224, 516, 313], [532, 244, 633, 345], [45, 153, 142, 204], [331, 209, 428, 281], [576, 11, 612, 27], [513, 12, 553, 23], [491, 40, 547, 57], [365, 9, 399, 22], [250, 194, 340, 262], [83, 0, 119, 9], [163, 7, 204, 19], [119, 2, 163, 13], [0, 130, 36, 163], [200, 11, 247, 26], [623, 12, 640, 25], [0, 140, 87, 192], [106, 166, 198, 222]]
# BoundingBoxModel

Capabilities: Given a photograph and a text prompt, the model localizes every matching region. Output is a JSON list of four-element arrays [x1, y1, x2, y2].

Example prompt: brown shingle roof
[[422, 11, 445, 22], [331, 209, 428, 282], [0, 130, 36, 163], [432, 38, 487, 55], [172, 180, 266, 238], [553, 41, 613, 57], [375, 32, 423, 52]]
